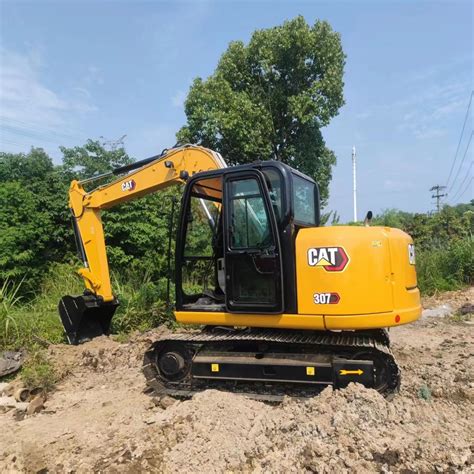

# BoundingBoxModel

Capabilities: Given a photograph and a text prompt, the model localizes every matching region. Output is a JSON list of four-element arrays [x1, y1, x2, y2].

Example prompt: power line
[[450, 161, 473, 202], [448, 130, 473, 193], [452, 177, 473, 203], [430, 184, 447, 212], [445, 90, 473, 188]]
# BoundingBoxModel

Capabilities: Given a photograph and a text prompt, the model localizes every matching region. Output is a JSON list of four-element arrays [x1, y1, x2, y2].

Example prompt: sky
[[0, 0, 472, 220]]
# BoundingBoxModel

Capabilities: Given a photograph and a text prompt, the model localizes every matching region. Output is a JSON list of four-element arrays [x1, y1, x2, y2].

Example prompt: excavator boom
[[59, 145, 226, 344]]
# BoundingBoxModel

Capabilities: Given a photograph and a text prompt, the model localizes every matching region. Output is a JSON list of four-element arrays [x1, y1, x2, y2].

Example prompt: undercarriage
[[143, 327, 399, 401]]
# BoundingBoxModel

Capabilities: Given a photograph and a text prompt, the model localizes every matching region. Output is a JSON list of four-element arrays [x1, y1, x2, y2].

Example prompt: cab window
[[293, 174, 316, 225], [229, 178, 274, 249]]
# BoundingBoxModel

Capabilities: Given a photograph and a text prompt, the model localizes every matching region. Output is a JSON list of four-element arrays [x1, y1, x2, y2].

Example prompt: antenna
[[352, 146, 357, 222]]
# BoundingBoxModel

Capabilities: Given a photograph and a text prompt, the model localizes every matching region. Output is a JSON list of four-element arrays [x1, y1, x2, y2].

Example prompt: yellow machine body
[[175, 225, 421, 330]]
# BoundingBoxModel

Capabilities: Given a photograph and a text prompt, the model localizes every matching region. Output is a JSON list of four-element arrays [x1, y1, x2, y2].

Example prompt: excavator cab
[[175, 162, 319, 317]]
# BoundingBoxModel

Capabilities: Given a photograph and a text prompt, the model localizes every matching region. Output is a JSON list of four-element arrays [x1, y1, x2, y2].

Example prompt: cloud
[[0, 47, 97, 151], [412, 127, 447, 140], [396, 80, 470, 140], [405, 55, 473, 85]]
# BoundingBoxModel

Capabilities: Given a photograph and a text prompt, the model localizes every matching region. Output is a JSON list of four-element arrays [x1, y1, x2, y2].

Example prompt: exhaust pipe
[[58, 293, 119, 345]]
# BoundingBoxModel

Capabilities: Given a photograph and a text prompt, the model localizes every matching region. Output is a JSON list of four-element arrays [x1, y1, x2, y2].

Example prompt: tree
[[0, 149, 73, 288], [177, 16, 345, 204], [61, 139, 132, 181]]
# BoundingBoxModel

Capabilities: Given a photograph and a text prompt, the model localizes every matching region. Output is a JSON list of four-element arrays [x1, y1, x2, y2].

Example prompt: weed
[[0, 278, 24, 348], [418, 384, 432, 402], [21, 348, 58, 392], [416, 239, 474, 295]]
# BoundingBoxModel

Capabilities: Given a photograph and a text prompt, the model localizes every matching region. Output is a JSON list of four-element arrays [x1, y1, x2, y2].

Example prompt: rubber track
[[142, 328, 399, 401]]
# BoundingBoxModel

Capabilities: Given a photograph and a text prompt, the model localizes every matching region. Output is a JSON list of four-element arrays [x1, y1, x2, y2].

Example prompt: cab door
[[223, 170, 283, 313]]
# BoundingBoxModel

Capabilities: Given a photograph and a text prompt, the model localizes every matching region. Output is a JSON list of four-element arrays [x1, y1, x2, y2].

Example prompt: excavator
[[59, 144, 421, 400]]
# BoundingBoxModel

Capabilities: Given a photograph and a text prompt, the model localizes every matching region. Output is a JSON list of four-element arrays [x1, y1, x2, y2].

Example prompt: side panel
[[296, 226, 394, 315], [174, 308, 420, 330]]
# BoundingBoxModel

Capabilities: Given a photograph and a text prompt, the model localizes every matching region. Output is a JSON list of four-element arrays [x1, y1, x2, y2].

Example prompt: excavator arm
[[59, 145, 226, 344]]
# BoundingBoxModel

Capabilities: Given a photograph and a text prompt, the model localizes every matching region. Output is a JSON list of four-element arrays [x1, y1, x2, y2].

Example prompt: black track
[[142, 327, 399, 401]]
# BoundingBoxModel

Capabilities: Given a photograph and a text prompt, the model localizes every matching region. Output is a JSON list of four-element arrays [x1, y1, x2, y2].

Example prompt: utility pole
[[352, 146, 357, 222], [430, 185, 447, 212], [100, 134, 127, 151]]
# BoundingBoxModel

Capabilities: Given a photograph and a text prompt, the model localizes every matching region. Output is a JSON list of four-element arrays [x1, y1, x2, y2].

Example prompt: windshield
[[293, 174, 316, 225]]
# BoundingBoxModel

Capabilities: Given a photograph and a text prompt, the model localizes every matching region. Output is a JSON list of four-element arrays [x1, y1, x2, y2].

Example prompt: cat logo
[[307, 246, 349, 272], [121, 179, 136, 192]]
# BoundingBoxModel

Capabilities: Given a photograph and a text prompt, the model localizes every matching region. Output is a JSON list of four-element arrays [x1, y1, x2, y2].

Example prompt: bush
[[111, 270, 175, 334], [416, 239, 473, 295], [0, 263, 83, 349]]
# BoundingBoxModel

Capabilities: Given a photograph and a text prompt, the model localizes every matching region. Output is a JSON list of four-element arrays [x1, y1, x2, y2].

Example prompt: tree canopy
[[177, 16, 346, 204], [0, 143, 177, 294]]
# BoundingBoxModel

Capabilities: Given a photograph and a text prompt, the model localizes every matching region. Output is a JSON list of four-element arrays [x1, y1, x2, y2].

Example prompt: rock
[[12, 409, 26, 421], [14, 402, 29, 412], [2, 380, 23, 397], [0, 382, 9, 394], [27, 395, 45, 415], [158, 396, 177, 409], [0, 351, 24, 378], [0, 396, 17, 408], [422, 304, 453, 318], [459, 303, 474, 315]]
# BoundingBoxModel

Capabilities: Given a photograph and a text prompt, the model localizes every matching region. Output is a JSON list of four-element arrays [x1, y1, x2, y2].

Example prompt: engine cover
[[295, 226, 421, 329]]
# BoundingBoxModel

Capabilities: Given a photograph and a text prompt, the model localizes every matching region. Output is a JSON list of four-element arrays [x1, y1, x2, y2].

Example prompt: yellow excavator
[[59, 144, 421, 399]]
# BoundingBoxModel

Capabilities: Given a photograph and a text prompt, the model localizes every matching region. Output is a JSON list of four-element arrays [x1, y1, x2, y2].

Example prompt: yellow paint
[[306, 367, 315, 376], [295, 226, 421, 326], [211, 364, 220, 372], [340, 369, 363, 376], [175, 305, 420, 330]]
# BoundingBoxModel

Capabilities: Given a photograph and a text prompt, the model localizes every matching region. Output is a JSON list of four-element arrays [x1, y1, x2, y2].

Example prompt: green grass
[[0, 262, 175, 351], [416, 239, 473, 295], [0, 263, 83, 350], [0, 278, 24, 347]]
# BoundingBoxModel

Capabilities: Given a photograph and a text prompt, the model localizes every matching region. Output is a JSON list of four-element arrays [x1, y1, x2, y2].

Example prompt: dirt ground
[[1, 288, 473, 473]]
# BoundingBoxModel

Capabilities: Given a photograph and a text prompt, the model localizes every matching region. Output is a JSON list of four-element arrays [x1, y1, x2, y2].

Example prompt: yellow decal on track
[[339, 369, 363, 376], [211, 363, 219, 372], [306, 367, 315, 376]]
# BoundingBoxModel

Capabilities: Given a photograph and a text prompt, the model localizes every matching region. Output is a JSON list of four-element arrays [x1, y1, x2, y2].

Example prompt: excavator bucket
[[58, 294, 119, 345]]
